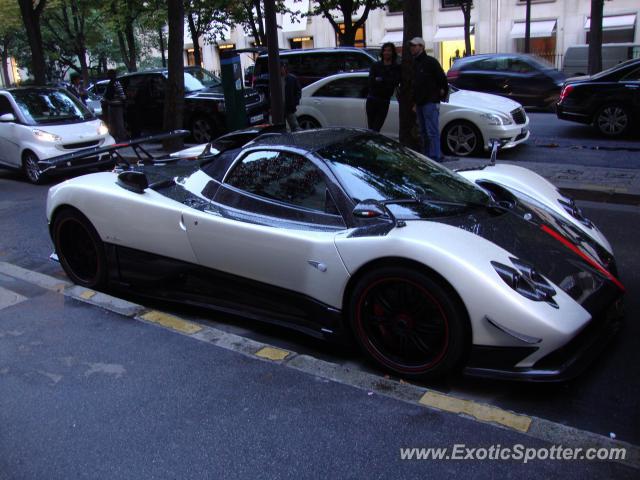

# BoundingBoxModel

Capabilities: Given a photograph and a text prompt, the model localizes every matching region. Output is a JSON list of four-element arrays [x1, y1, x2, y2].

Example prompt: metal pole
[[264, 0, 284, 124], [524, 0, 531, 53]]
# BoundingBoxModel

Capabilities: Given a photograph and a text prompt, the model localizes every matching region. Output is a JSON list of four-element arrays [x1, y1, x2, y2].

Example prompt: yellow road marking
[[419, 391, 532, 433], [79, 290, 96, 300], [140, 310, 202, 334], [255, 347, 291, 361]]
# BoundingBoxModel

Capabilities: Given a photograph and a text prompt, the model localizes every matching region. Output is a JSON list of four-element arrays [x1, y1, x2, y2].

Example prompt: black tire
[[190, 116, 218, 143], [22, 151, 44, 184], [595, 104, 630, 137], [297, 115, 321, 130], [441, 121, 483, 157], [348, 267, 469, 380], [52, 208, 107, 289]]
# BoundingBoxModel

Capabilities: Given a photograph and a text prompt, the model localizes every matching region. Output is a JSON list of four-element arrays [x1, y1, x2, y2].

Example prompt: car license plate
[[250, 114, 264, 124]]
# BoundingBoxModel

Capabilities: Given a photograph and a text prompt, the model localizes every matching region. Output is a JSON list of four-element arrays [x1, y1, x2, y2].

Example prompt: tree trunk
[[163, 0, 185, 151], [253, 0, 267, 47], [18, 0, 47, 85], [187, 12, 201, 67], [158, 26, 166, 67], [1, 44, 11, 87], [78, 47, 89, 86], [588, 0, 603, 75], [462, 3, 471, 56], [124, 21, 137, 71], [399, 0, 422, 149], [524, 0, 531, 53], [264, 0, 284, 124]]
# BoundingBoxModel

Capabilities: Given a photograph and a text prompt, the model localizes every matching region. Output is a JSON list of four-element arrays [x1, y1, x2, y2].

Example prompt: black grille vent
[[511, 108, 526, 125], [63, 140, 100, 150]]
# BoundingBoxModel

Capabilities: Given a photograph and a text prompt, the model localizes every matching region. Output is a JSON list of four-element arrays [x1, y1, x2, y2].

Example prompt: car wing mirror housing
[[117, 171, 149, 194], [353, 200, 388, 219], [0, 113, 16, 122]]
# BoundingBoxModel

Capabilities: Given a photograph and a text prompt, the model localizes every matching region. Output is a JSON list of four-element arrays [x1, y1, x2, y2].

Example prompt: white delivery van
[[562, 43, 640, 77]]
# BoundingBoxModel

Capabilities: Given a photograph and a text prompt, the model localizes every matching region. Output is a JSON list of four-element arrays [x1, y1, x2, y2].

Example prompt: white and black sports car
[[46, 126, 625, 381]]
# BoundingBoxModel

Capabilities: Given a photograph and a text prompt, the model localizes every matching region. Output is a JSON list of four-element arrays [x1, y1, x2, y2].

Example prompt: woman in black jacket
[[366, 42, 401, 132]]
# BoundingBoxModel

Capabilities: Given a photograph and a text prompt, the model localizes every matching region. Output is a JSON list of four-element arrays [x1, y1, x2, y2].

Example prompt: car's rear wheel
[[191, 116, 217, 143], [298, 116, 321, 130], [349, 267, 469, 380], [52, 208, 107, 289], [595, 104, 630, 137], [442, 121, 483, 157], [22, 151, 44, 184]]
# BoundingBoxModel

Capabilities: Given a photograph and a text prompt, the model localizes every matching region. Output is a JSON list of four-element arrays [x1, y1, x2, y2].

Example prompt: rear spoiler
[[38, 130, 191, 174]]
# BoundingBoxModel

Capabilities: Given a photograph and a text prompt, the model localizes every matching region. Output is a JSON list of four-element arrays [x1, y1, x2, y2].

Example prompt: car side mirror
[[0, 113, 15, 122], [353, 200, 388, 219], [117, 171, 149, 194]]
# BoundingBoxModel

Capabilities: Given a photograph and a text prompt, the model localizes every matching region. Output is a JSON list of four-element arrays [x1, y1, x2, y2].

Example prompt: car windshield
[[183, 72, 207, 92], [187, 68, 222, 88], [12, 89, 93, 125], [319, 133, 491, 219]]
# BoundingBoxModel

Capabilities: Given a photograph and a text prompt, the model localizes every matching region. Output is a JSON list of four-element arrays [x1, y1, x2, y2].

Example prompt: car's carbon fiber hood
[[434, 201, 621, 312]]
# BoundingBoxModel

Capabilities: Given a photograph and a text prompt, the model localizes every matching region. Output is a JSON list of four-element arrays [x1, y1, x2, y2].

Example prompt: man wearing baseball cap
[[409, 37, 448, 161]]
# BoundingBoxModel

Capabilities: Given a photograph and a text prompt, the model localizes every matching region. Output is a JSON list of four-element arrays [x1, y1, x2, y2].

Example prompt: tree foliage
[[308, 0, 386, 47], [185, 0, 230, 66], [0, 0, 22, 86]]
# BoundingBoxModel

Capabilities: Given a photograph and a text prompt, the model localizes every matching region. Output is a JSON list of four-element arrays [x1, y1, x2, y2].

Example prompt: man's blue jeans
[[416, 102, 441, 160]]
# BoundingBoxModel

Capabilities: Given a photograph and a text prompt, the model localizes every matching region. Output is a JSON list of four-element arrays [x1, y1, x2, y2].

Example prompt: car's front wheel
[[595, 104, 630, 137], [297, 115, 321, 130], [22, 151, 44, 184], [442, 121, 483, 157], [52, 208, 107, 289], [191, 116, 217, 143], [349, 267, 469, 380]]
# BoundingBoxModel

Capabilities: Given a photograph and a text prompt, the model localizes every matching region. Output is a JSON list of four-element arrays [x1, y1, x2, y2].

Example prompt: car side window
[[469, 58, 497, 71], [0, 95, 15, 116], [313, 78, 369, 98], [225, 150, 334, 213], [509, 59, 534, 74]]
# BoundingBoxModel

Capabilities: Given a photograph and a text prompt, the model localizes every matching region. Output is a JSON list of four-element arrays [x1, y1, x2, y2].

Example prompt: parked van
[[562, 43, 640, 77]]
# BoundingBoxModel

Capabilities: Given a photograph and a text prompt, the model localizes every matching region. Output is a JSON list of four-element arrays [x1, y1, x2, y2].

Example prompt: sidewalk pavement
[[121, 143, 640, 206]]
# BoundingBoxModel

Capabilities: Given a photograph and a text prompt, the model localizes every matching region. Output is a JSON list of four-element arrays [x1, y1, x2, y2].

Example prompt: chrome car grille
[[63, 140, 100, 150], [511, 108, 527, 125]]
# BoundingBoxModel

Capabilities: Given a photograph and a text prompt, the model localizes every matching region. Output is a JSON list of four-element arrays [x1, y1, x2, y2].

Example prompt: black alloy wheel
[[52, 209, 107, 289], [191, 116, 216, 143], [595, 104, 630, 137], [297, 116, 321, 130], [349, 267, 469, 380], [442, 121, 483, 157]]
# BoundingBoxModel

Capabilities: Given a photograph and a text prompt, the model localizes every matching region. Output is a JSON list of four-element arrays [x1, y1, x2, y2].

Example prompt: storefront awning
[[584, 14, 637, 31], [434, 25, 475, 41], [510, 20, 557, 38], [283, 0, 311, 32], [380, 30, 403, 45]]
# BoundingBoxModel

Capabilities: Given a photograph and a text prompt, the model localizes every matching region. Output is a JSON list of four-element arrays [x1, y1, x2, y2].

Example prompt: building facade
[[188, 0, 639, 75]]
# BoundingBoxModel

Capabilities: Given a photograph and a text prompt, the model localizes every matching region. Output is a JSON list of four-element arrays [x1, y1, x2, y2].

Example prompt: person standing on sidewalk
[[410, 37, 448, 161], [281, 62, 302, 132], [67, 73, 88, 105], [102, 69, 127, 141], [366, 42, 401, 132]]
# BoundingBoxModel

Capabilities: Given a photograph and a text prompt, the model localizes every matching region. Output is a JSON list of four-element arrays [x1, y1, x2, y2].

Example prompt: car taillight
[[447, 69, 460, 81], [559, 85, 574, 102]]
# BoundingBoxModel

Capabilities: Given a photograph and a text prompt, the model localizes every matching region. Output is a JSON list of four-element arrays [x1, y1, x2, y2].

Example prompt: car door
[[182, 148, 350, 309], [619, 65, 640, 114], [381, 91, 400, 138], [310, 77, 369, 128], [0, 94, 21, 167]]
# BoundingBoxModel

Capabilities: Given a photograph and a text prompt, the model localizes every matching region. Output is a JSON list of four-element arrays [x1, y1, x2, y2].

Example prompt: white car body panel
[[335, 222, 591, 367], [297, 72, 530, 151], [458, 164, 613, 254]]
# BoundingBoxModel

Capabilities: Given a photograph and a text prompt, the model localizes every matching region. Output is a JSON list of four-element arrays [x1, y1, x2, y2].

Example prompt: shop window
[[337, 23, 366, 48]]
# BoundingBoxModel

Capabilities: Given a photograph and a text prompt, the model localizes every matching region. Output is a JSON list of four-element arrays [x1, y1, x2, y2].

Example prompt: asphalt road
[[497, 112, 640, 169]]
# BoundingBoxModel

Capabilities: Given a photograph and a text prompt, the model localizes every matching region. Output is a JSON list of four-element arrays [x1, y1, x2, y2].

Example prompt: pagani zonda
[[46, 126, 625, 381]]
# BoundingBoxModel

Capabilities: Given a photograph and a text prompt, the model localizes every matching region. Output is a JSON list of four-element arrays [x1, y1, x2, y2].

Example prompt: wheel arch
[[48, 204, 91, 239], [341, 256, 472, 337]]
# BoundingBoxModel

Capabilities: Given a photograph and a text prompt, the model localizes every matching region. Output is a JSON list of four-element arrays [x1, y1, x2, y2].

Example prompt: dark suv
[[253, 48, 377, 92], [447, 54, 565, 109], [118, 68, 266, 143]]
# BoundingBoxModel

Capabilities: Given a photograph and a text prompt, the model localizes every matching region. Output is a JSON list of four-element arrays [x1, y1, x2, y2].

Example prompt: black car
[[253, 47, 377, 92], [556, 58, 640, 137], [447, 54, 566, 109], [118, 69, 266, 143]]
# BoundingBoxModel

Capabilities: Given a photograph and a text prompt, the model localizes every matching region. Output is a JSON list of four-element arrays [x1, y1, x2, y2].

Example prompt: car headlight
[[97, 121, 109, 136], [32, 129, 61, 142], [492, 257, 557, 307], [480, 113, 513, 126]]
